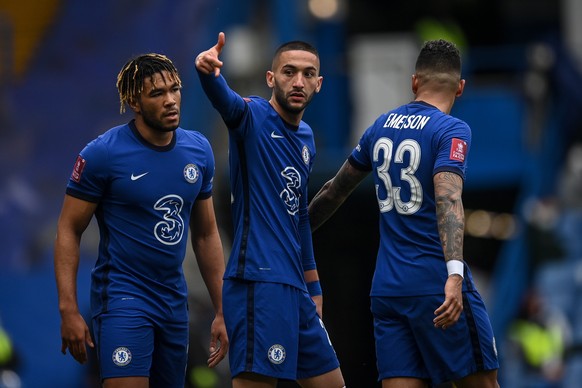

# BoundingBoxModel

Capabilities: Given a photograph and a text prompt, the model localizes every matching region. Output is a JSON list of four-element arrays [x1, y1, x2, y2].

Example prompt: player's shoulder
[[241, 95, 268, 108], [245, 95, 267, 103], [177, 127, 213, 149], [439, 113, 471, 135], [246, 96, 281, 126], [83, 122, 129, 152], [177, 127, 206, 140], [248, 96, 275, 115], [97, 122, 130, 140], [298, 119, 314, 133]]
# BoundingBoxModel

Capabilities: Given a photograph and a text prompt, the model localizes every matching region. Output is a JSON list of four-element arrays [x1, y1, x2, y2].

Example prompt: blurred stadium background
[[1, 0, 582, 386]]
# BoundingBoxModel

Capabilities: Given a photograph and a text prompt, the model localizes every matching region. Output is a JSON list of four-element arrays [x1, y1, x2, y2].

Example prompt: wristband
[[306, 280, 322, 296], [446, 260, 464, 278]]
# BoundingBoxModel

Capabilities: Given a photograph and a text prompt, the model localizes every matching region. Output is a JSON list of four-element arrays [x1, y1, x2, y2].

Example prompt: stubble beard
[[273, 83, 313, 115], [142, 110, 179, 133]]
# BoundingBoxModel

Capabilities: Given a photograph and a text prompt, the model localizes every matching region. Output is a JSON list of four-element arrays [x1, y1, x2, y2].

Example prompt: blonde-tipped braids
[[116, 53, 182, 114]]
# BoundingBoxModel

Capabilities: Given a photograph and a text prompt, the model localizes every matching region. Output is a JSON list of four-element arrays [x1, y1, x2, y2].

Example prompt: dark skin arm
[[308, 160, 369, 232], [54, 194, 96, 364], [433, 171, 465, 329], [189, 197, 228, 367]]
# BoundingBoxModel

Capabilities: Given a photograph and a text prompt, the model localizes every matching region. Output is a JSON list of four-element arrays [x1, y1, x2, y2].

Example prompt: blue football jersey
[[66, 120, 215, 321], [349, 101, 476, 296], [226, 97, 315, 289], [198, 72, 315, 291]]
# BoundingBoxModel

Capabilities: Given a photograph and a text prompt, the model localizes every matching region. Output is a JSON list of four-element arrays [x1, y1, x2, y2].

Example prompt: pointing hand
[[195, 32, 226, 77]]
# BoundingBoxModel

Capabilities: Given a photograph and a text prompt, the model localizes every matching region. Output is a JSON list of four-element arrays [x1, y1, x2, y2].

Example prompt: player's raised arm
[[195, 32, 225, 77]]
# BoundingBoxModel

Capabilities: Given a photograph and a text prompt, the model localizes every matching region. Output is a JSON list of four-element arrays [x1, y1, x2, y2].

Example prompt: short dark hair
[[415, 39, 461, 76], [271, 41, 319, 68], [116, 53, 181, 114]]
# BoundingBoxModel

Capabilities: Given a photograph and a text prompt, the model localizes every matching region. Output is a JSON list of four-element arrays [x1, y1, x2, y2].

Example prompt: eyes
[[149, 85, 181, 98], [282, 67, 317, 78]]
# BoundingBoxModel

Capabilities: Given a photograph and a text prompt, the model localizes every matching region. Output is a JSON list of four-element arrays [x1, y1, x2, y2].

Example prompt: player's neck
[[414, 93, 455, 115], [133, 118, 174, 147], [268, 98, 303, 126]]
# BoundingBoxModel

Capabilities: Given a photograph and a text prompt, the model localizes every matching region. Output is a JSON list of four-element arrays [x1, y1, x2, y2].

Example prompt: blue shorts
[[92, 309, 188, 386], [223, 279, 340, 380], [371, 291, 499, 385]]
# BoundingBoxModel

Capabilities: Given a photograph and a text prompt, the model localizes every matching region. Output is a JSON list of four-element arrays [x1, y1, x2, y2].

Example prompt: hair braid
[[116, 53, 182, 114]]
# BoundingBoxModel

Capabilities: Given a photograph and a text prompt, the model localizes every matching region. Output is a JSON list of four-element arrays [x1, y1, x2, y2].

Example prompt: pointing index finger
[[215, 32, 225, 55]]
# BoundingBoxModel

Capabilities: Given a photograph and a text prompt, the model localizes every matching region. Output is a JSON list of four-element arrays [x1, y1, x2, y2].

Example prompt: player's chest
[[106, 151, 205, 204], [250, 129, 313, 172]]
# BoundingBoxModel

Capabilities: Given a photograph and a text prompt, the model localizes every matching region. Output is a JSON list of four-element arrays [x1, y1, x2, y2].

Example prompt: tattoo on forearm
[[434, 172, 464, 261], [309, 162, 367, 231], [309, 180, 334, 229]]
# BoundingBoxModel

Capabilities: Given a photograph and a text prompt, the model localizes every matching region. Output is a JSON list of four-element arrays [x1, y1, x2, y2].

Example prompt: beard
[[141, 108, 180, 133], [272, 81, 313, 115]]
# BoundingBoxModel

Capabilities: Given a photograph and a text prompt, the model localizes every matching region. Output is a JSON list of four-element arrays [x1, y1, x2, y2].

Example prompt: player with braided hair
[[116, 53, 182, 114], [55, 53, 228, 387]]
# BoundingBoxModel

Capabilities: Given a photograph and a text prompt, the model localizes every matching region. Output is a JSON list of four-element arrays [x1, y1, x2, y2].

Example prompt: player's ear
[[266, 70, 274, 88], [315, 75, 323, 94], [411, 74, 419, 94], [128, 97, 140, 113], [456, 79, 465, 97]]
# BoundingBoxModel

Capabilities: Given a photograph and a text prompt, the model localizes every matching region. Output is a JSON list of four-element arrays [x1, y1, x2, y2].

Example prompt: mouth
[[165, 110, 179, 120], [289, 92, 305, 102]]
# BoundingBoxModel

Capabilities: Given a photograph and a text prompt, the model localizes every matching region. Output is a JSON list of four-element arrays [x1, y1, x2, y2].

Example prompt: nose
[[164, 92, 177, 106], [293, 74, 305, 88]]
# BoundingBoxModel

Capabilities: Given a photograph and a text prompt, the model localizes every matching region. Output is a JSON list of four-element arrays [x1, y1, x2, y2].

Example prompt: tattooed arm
[[309, 160, 369, 232], [432, 171, 465, 330], [435, 171, 465, 262]]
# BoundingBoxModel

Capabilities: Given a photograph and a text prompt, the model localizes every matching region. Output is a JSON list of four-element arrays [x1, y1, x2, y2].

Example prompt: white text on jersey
[[383, 113, 430, 130]]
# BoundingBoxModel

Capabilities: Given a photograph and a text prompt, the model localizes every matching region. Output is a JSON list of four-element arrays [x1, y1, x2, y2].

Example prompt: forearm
[[309, 179, 345, 231], [434, 172, 465, 262], [54, 231, 82, 315], [309, 160, 367, 232], [193, 232, 226, 314]]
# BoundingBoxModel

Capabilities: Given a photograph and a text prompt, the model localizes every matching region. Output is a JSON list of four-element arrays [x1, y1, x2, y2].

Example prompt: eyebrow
[[281, 64, 317, 72], [145, 79, 180, 95]]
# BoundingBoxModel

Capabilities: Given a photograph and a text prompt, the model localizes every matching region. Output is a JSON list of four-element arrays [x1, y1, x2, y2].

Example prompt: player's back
[[351, 101, 473, 296]]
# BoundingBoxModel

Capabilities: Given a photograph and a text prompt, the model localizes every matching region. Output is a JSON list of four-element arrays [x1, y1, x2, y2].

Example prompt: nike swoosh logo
[[131, 172, 149, 181], [271, 131, 284, 139]]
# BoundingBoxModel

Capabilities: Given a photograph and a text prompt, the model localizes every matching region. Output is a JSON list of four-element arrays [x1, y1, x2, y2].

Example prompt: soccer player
[[54, 53, 228, 387], [195, 32, 346, 388], [308, 40, 500, 387]]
